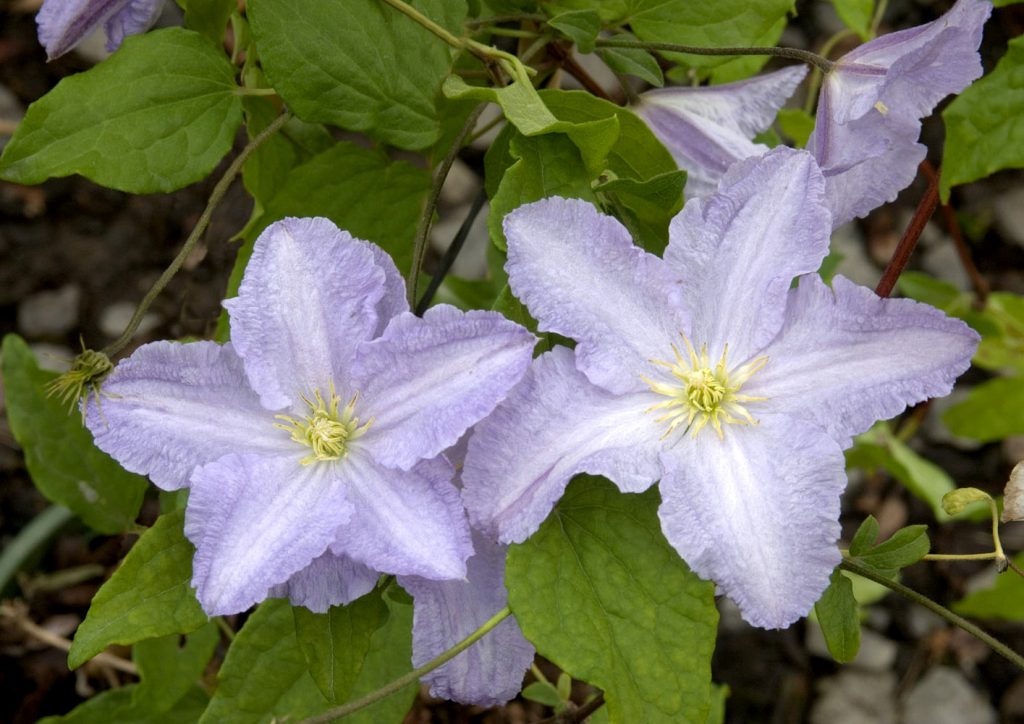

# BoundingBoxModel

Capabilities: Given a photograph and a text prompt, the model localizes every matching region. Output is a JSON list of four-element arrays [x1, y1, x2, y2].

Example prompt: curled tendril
[[45, 347, 113, 420]]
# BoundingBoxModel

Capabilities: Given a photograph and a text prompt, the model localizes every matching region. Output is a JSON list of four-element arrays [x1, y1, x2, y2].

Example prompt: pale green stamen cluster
[[642, 335, 768, 440], [275, 385, 372, 465]]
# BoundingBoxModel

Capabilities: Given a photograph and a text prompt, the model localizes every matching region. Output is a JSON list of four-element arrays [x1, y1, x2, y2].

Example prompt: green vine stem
[[839, 559, 1024, 671], [593, 37, 835, 73], [298, 605, 513, 724], [406, 103, 487, 308], [102, 110, 292, 358], [0, 505, 74, 593]]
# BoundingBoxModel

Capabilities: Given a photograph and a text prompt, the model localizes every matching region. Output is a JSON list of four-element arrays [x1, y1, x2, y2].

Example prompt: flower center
[[642, 335, 767, 440], [275, 385, 372, 465]]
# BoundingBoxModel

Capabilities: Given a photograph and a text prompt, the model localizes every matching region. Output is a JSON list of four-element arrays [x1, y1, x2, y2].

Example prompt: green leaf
[[629, 0, 795, 70], [943, 376, 1024, 442], [849, 516, 880, 557], [777, 108, 815, 148], [942, 487, 993, 516], [201, 594, 415, 724], [178, 0, 235, 43], [293, 590, 390, 703], [705, 684, 729, 724], [814, 569, 861, 663], [548, 9, 601, 53], [595, 169, 686, 251], [846, 423, 956, 521], [954, 552, 1024, 620], [523, 681, 564, 708], [1, 334, 147, 534], [69, 511, 208, 669], [0, 29, 243, 193], [443, 74, 620, 174], [707, 15, 786, 84], [132, 624, 220, 711], [506, 476, 718, 723], [941, 36, 1024, 201], [249, 0, 466, 150], [201, 600, 329, 723], [974, 292, 1024, 373], [596, 37, 665, 87], [216, 140, 430, 340], [832, 0, 874, 40], [855, 525, 930, 576], [488, 132, 597, 250], [39, 686, 209, 724], [896, 271, 974, 317]]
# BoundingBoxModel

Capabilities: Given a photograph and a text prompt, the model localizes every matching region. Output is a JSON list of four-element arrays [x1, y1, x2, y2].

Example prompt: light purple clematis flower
[[462, 148, 978, 629], [809, 0, 990, 226], [37, 0, 164, 60], [398, 437, 535, 707], [85, 216, 536, 616], [635, 65, 807, 198]]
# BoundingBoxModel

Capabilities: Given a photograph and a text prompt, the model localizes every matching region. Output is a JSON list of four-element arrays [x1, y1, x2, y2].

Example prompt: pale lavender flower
[[85, 217, 536, 616], [462, 148, 978, 629], [398, 437, 534, 707], [37, 0, 164, 60], [809, 0, 990, 225], [635, 65, 807, 198]]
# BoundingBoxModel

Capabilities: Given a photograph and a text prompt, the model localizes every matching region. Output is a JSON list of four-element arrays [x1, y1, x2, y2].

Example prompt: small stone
[[1003, 436, 1024, 467], [906, 607, 946, 638], [901, 667, 996, 724], [99, 302, 161, 340], [993, 187, 1024, 249], [17, 285, 81, 338], [811, 670, 898, 724], [922, 242, 971, 291], [807, 625, 898, 672], [439, 159, 479, 207], [830, 223, 879, 288]]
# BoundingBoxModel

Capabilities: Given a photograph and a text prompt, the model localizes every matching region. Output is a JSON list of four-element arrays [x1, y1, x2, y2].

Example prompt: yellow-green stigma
[[641, 335, 768, 440], [45, 347, 113, 419], [275, 385, 372, 465]]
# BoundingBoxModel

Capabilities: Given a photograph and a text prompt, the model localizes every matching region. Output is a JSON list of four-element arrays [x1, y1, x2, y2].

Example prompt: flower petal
[[665, 147, 831, 362], [503, 197, 690, 394], [749, 274, 979, 448], [102, 0, 162, 52], [637, 65, 807, 198], [462, 347, 663, 544], [224, 217, 386, 409], [352, 305, 535, 471], [658, 414, 845, 629], [330, 452, 473, 580], [358, 238, 409, 334], [185, 453, 354, 616], [400, 531, 534, 707], [84, 340, 290, 491], [268, 551, 379, 613], [36, 0, 128, 59]]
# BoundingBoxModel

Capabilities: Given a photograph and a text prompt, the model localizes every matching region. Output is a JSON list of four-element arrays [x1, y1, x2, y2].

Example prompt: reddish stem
[[875, 164, 939, 298], [548, 43, 615, 102]]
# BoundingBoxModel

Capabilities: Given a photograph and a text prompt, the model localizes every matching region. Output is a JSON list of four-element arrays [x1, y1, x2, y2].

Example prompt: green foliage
[[506, 476, 718, 723], [954, 552, 1024, 620], [941, 36, 1024, 201], [249, 0, 466, 151], [846, 422, 956, 521], [132, 624, 220, 710], [777, 108, 815, 148], [1, 335, 147, 534], [548, 9, 601, 52], [844, 516, 930, 579], [943, 376, 1024, 442], [39, 686, 209, 724], [201, 595, 414, 723], [69, 511, 208, 669], [177, 0, 235, 43], [0, 29, 242, 193], [832, 0, 874, 40], [596, 37, 665, 87], [628, 0, 795, 69], [708, 16, 786, 84], [293, 590, 390, 703], [814, 569, 861, 662]]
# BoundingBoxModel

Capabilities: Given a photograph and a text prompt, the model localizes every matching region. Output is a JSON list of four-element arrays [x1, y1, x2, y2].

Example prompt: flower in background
[[462, 148, 978, 629], [809, 0, 991, 226], [37, 0, 165, 60], [85, 216, 536, 616], [634, 65, 807, 198]]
